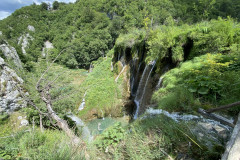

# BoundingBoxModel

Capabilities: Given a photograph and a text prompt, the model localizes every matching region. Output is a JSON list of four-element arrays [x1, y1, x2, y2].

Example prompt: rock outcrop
[[17, 25, 35, 55], [42, 41, 54, 57], [27, 25, 35, 32], [0, 57, 27, 113], [18, 33, 33, 55], [0, 42, 22, 68]]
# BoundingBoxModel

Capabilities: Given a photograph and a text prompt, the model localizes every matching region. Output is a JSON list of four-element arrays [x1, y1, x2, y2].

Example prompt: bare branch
[[11, 81, 48, 116], [43, 71, 67, 90], [36, 47, 71, 90]]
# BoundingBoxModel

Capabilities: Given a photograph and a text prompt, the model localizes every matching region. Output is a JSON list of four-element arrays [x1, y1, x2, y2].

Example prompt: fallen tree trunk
[[221, 113, 240, 160], [206, 101, 240, 113], [198, 108, 235, 127], [39, 84, 84, 146]]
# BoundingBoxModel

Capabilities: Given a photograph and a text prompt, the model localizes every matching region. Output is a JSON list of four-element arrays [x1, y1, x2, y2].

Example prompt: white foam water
[[67, 114, 93, 142], [146, 108, 232, 130]]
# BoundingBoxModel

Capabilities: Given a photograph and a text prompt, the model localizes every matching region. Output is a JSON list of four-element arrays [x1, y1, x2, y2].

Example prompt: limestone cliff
[[0, 57, 27, 113], [0, 42, 22, 68]]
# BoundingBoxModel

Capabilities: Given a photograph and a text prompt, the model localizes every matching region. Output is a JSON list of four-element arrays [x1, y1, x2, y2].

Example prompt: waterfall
[[120, 56, 126, 67], [146, 108, 232, 130], [133, 61, 156, 119], [111, 61, 114, 71], [78, 92, 87, 111], [67, 114, 93, 142], [131, 61, 142, 96], [155, 76, 164, 90], [155, 65, 169, 90], [130, 58, 137, 94], [89, 63, 93, 73], [101, 109, 105, 120], [115, 65, 126, 82]]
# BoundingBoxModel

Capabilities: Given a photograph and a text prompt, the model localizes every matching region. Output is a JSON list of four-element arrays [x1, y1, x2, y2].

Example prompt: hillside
[[0, 0, 240, 159]]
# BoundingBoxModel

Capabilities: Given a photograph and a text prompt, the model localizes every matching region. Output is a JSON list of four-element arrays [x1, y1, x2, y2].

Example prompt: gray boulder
[[0, 43, 22, 68]]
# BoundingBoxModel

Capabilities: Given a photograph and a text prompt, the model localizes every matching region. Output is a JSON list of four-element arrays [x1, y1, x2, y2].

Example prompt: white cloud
[[34, 0, 76, 5], [0, 11, 11, 20], [0, 0, 77, 20]]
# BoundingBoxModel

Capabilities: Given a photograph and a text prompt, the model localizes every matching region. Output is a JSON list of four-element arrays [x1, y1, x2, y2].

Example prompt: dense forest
[[0, 0, 240, 159]]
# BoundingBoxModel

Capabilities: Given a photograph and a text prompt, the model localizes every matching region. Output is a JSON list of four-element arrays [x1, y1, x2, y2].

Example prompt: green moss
[[152, 53, 240, 114], [79, 57, 122, 119]]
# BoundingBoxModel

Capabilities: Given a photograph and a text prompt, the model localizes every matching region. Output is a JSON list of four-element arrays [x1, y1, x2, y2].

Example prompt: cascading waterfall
[[155, 65, 169, 90], [131, 61, 143, 96], [130, 58, 137, 94], [133, 61, 156, 119], [78, 92, 87, 111], [155, 76, 164, 90], [67, 114, 93, 142], [111, 61, 114, 71], [146, 108, 232, 130], [130, 59, 143, 95], [120, 56, 126, 67]]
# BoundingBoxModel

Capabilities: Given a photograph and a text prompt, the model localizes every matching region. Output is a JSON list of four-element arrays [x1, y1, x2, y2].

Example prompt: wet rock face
[[0, 43, 22, 68], [0, 57, 27, 113], [198, 122, 228, 139]]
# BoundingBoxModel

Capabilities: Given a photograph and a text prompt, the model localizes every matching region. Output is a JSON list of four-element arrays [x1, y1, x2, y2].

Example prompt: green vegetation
[[21, 60, 88, 127], [0, 0, 240, 159], [114, 18, 240, 114], [153, 53, 240, 114], [95, 122, 125, 150], [90, 115, 224, 160], [79, 56, 123, 119], [0, 0, 240, 69], [0, 117, 84, 160]]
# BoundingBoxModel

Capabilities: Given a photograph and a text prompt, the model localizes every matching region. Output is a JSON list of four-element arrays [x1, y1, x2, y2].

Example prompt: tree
[[53, 1, 60, 10], [41, 2, 48, 10], [15, 49, 89, 158]]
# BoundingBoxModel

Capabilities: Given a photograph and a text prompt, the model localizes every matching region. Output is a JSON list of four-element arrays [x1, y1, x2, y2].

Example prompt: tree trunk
[[206, 101, 240, 113], [198, 108, 234, 127], [40, 114, 44, 132], [39, 86, 83, 145], [46, 103, 82, 144]]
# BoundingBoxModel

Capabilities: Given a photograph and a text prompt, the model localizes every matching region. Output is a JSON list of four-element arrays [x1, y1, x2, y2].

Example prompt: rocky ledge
[[0, 57, 27, 113]]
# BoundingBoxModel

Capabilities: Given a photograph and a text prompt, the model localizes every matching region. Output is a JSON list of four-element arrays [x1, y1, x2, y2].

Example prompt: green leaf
[[198, 87, 209, 94], [188, 86, 198, 93]]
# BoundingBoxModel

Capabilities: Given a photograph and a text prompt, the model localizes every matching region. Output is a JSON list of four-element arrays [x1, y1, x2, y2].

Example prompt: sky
[[0, 0, 76, 20]]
